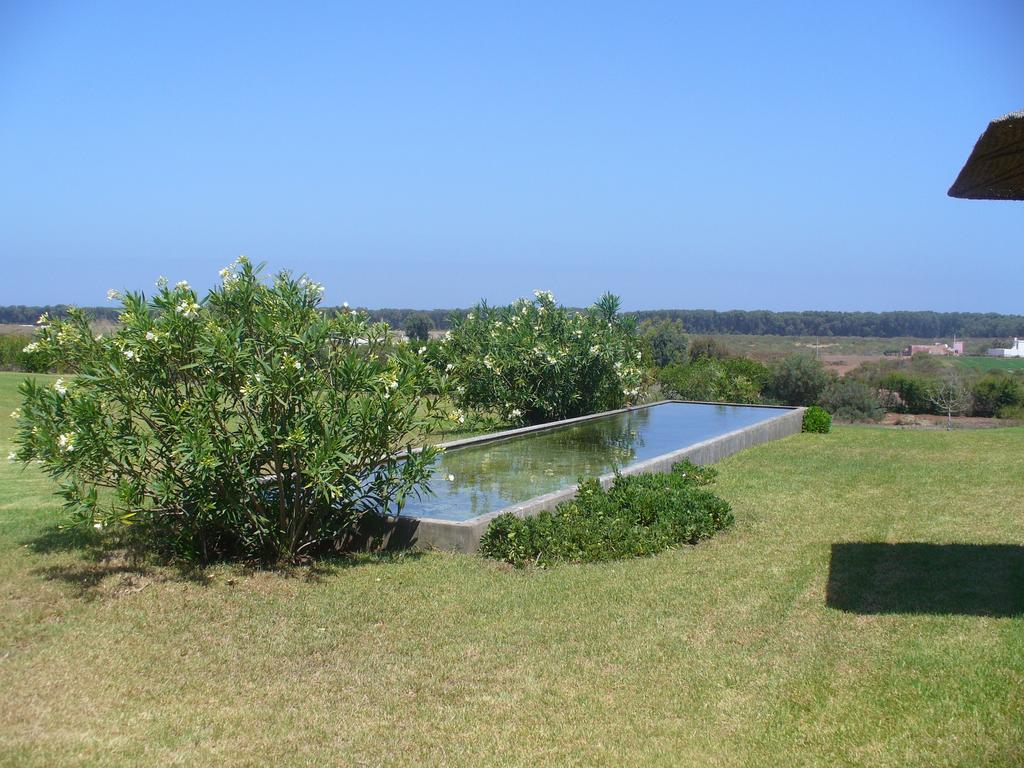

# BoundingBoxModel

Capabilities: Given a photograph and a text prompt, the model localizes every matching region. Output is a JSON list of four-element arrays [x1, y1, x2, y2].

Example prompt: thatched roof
[[948, 110, 1024, 200]]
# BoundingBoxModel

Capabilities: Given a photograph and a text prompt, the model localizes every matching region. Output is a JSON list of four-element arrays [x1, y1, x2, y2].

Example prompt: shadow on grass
[[827, 543, 1024, 617], [300, 550, 427, 582], [22, 521, 428, 597], [25, 524, 108, 557]]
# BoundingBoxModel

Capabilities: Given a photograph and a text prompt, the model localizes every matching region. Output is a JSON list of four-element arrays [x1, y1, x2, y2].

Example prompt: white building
[[987, 338, 1024, 358]]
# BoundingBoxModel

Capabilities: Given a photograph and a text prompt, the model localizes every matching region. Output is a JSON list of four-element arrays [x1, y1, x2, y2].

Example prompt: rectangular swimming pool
[[392, 402, 801, 552]]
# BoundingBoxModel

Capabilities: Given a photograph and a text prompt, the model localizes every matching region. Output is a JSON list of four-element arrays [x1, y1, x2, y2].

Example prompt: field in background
[[955, 356, 1024, 373], [1, 371, 1023, 766], [704, 335, 1024, 378], [706, 334, 1000, 359]]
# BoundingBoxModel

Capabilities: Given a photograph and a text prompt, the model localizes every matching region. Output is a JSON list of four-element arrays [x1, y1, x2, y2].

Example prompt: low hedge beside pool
[[479, 459, 733, 566]]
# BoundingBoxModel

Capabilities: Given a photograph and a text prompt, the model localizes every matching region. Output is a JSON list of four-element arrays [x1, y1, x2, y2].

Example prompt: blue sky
[[1, 1, 1021, 312]]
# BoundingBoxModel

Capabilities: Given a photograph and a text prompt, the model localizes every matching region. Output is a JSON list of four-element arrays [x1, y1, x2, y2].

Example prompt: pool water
[[400, 402, 790, 522]]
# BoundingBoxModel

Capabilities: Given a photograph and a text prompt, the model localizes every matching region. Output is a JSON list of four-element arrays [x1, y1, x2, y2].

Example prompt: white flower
[[36, 313, 48, 325], [22, 342, 39, 354], [444, 363, 453, 372], [175, 300, 199, 319], [446, 474, 455, 482], [219, 267, 232, 280], [510, 408, 522, 419], [293, 360, 302, 370], [389, 380, 399, 390], [57, 432, 76, 452], [106, 289, 120, 301], [466, 313, 474, 321], [418, 347, 426, 355], [93, 522, 103, 530], [53, 378, 67, 395], [175, 280, 190, 290], [145, 331, 157, 341], [10, 408, 21, 419], [7, 452, 16, 463], [155, 276, 168, 289], [94, 334, 103, 341], [123, 349, 136, 360], [456, 385, 465, 395]]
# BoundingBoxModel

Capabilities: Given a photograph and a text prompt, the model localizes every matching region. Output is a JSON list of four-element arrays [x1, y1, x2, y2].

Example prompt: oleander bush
[[442, 291, 643, 425], [0, 332, 52, 372], [801, 405, 832, 433], [659, 356, 768, 404], [479, 459, 732, 567], [10, 259, 448, 563]]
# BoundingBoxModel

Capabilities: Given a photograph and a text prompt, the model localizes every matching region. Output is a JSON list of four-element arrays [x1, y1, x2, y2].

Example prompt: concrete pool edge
[[383, 401, 805, 554]]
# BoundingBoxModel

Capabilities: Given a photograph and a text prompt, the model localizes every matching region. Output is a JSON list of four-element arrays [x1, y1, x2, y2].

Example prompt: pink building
[[902, 341, 964, 357]]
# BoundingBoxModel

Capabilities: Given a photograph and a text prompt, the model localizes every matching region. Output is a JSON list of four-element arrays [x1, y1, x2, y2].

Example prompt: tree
[[929, 371, 973, 430], [404, 312, 433, 342], [11, 260, 448, 563], [639, 318, 687, 367]]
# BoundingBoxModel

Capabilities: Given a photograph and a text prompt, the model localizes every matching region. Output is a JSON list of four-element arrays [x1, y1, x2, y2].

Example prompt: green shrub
[[479, 460, 732, 567], [10, 260, 447, 563], [801, 405, 831, 433], [819, 379, 884, 422], [443, 291, 642, 425], [876, 371, 934, 414], [688, 336, 732, 362], [765, 355, 831, 406], [972, 373, 1024, 417]]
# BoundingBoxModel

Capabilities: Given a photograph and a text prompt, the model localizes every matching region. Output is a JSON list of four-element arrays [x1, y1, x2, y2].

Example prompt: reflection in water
[[402, 402, 789, 521]]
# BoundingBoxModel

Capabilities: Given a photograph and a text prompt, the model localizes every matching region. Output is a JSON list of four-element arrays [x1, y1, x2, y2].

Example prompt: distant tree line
[[629, 310, 1024, 338], [0, 305, 121, 325], [4, 305, 1024, 339], [332, 308, 1024, 338]]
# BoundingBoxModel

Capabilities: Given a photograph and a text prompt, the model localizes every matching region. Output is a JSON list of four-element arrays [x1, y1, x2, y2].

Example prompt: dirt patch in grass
[[880, 412, 1024, 430]]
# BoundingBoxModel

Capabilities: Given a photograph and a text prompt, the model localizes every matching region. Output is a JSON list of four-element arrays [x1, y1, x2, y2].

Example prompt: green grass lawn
[[1, 371, 1023, 766], [955, 355, 1024, 373]]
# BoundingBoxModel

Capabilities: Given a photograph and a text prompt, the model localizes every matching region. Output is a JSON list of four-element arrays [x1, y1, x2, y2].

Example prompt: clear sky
[[1, 1, 1021, 312]]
